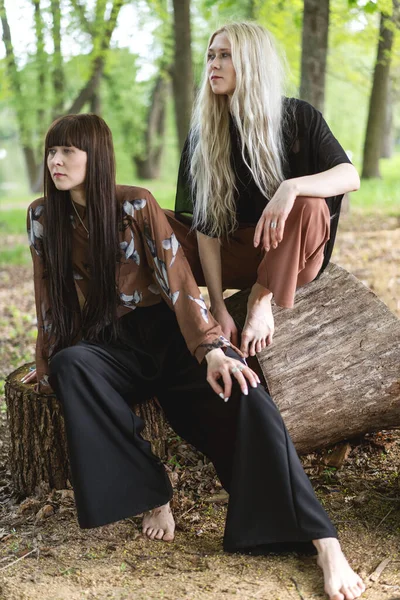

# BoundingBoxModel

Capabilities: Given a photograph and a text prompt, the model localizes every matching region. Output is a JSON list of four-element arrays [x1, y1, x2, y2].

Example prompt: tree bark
[[171, 0, 194, 152], [300, 0, 330, 113], [225, 263, 400, 454], [134, 76, 168, 179], [361, 9, 396, 178], [5, 364, 168, 499]]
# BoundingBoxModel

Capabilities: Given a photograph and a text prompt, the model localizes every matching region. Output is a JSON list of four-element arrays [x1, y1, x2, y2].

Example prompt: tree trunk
[[5, 365, 168, 499], [300, 0, 330, 113], [381, 81, 394, 159], [247, 0, 257, 18], [50, 0, 64, 118], [225, 263, 400, 454], [134, 76, 168, 180], [90, 90, 102, 115], [361, 10, 395, 178], [172, 0, 194, 152]]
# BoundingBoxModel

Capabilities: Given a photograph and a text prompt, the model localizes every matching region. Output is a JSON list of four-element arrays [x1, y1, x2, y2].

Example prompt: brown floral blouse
[[28, 185, 230, 394]]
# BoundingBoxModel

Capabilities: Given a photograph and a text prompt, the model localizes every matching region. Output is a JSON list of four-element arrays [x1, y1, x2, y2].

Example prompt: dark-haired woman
[[23, 114, 363, 600]]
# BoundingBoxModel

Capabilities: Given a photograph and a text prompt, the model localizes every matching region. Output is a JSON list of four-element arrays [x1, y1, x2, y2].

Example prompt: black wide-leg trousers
[[49, 302, 337, 553]]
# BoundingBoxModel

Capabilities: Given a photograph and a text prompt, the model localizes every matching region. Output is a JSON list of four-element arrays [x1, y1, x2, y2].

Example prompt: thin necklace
[[71, 200, 89, 238]]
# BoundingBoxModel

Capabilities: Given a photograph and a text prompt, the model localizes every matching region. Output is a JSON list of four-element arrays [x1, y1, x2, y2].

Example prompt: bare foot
[[142, 502, 175, 542], [314, 538, 365, 600], [240, 283, 274, 357]]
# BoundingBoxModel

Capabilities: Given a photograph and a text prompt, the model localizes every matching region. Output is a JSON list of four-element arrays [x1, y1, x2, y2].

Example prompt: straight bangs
[[45, 115, 91, 153]]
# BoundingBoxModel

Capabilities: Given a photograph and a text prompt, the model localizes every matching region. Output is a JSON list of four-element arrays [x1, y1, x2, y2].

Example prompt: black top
[[174, 97, 352, 273]]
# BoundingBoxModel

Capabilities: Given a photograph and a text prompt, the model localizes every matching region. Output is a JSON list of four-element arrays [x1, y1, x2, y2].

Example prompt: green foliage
[[0, 0, 399, 199]]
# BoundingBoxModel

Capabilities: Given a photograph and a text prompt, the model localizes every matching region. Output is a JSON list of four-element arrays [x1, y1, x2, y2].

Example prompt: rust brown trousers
[[165, 196, 331, 308]]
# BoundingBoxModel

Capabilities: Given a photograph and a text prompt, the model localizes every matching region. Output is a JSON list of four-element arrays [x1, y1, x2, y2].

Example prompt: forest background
[[0, 0, 399, 270], [0, 3, 399, 599]]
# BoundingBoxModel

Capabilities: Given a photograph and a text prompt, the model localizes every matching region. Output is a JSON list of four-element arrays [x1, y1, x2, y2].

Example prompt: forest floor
[[0, 209, 399, 600]]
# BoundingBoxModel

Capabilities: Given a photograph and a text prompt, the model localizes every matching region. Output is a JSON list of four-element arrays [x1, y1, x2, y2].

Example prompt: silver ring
[[231, 367, 239, 374], [270, 222, 277, 229]]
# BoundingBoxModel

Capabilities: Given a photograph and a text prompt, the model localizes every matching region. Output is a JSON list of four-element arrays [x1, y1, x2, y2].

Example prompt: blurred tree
[[172, 0, 194, 151], [381, 81, 394, 158], [300, 0, 330, 112], [362, 0, 400, 178], [0, 0, 126, 192]]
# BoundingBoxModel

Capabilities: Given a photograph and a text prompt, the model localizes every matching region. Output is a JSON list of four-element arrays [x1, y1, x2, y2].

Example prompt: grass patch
[[351, 154, 400, 215], [0, 209, 28, 235], [0, 245, 31, 266]]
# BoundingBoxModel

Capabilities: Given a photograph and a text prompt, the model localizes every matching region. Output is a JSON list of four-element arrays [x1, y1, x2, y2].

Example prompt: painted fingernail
[[224, 397, 229, 402], [219, 393, 224, 399], [243, 388, 248, 395], [252, 382, 257, 388]]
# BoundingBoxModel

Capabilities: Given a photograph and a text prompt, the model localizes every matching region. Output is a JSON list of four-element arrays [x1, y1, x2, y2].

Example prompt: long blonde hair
[[190, 22, 287, 237]]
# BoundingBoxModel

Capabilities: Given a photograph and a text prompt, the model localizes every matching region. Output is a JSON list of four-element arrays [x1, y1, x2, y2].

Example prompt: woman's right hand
[[210, 306, 239, 347], [21, 368, 37, 385]]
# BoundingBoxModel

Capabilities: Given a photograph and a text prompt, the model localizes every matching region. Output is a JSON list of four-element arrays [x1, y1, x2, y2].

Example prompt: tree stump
[[5, 364, 168, 498], [225, 262, 400, 454]]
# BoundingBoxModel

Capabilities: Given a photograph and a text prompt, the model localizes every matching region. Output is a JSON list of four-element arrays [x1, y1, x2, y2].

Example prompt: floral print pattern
[[28, 204, 44, 256], [120, 290, 143, 310], [188, 294, 209, 323], [143, 223, 180, 306], [120, 230, 140, 265]]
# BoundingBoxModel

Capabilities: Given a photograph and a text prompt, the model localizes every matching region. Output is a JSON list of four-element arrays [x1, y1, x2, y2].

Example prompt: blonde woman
[[167, 21, 364, 600], [168, 21, 359, 359]]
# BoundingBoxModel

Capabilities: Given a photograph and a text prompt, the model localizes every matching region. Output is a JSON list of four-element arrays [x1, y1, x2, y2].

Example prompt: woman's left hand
[[205, 348, 261, 401], [253, 180, 297, 252]]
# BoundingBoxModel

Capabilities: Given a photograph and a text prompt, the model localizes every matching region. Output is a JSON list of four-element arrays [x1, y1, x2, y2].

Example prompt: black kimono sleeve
[[286, 98, 352, 272]]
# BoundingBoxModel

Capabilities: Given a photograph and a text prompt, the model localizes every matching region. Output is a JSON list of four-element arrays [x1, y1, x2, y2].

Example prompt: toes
[[329, 593, 344, 600], [162, 531, 175, 542], [351, 583, 363, 598], [149, 528, 159, 540], [356, 579, 365, 592], [143, 527, 153, 538], [154, 528, 164, 540], [341, 586, 355, 600], [255, 340, 262, 354]]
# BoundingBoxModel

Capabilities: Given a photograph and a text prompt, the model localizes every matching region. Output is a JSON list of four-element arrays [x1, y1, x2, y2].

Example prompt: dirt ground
[[0, 210, 399, 600]]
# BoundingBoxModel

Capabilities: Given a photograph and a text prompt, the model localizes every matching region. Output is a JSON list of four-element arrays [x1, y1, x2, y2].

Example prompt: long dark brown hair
[[43, 113, 120, 355]]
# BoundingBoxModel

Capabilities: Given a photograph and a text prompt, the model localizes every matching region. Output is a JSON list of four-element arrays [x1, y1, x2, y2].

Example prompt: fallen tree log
[[225, 262, 400, 454], [5, 366, 167, 498]]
